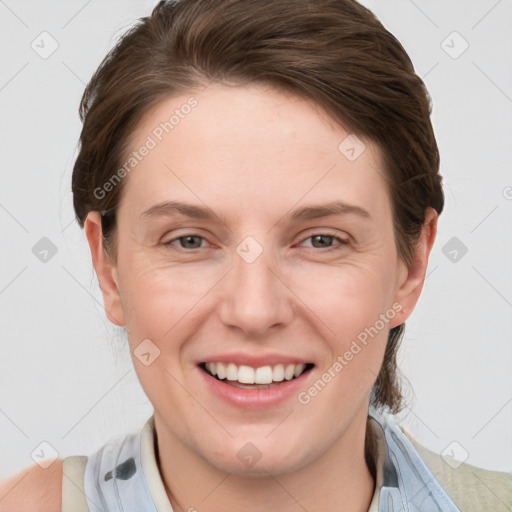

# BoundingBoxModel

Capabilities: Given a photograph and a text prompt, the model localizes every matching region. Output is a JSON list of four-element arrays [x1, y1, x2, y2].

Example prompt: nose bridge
[[218, 235, 292, 334]]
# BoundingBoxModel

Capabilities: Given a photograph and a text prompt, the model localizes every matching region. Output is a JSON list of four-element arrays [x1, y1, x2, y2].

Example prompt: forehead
[[119, 83, 390, 218]]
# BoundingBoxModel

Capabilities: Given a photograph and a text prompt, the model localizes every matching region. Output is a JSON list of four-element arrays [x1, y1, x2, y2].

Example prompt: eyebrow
[[289, 201, 371, 221], [140, 200, 371, 223]]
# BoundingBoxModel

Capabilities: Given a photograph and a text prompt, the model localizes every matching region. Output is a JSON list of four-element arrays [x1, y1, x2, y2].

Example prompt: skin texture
[[80, 83, 437, 512], [0, 459, 63, 511]]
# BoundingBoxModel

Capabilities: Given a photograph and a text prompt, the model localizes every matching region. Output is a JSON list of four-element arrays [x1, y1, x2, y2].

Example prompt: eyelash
[[163, 232, 350, 253]]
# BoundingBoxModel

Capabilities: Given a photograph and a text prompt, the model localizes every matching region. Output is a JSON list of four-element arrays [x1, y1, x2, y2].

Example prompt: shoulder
[[405, 431, 512, 511], [0, 459, 63, 512]]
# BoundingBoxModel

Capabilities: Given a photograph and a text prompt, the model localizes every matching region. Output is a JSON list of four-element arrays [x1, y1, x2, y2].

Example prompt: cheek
[[292, 265, 393, 414], [116, 261, 205, 407], [288, 256, 397, 338], [288, 257, 396, 399], [116, 251, 220, 347]]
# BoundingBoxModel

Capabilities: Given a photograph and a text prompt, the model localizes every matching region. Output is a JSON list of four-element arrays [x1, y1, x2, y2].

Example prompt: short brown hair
[[72, 0, 444, 413]]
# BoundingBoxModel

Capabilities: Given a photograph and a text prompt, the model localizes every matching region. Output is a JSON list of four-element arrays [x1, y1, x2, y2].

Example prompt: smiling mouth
[[200, 362, 314, 389]]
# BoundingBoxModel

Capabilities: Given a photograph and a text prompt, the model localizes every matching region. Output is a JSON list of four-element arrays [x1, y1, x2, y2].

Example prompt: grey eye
[[176, 235, 204, 249], [309, 234, 335, 248]]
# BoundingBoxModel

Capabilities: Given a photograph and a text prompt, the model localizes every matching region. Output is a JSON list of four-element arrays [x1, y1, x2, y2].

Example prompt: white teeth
[[293, 363, 306, 378], [284, 364, 295, 380], [204, 362, 309, 383], [272, 364, 284, 382], [226, 363, 238, 381], [216, 362, 226, 379], [238, 365, 255, 384], [206, 362, 217, 376], [255, 366, 273, 384]]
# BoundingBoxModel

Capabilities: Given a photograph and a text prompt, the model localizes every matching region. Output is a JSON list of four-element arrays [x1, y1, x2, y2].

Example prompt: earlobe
[[389, 208, 438, 328], [84, 212, 126, 327]]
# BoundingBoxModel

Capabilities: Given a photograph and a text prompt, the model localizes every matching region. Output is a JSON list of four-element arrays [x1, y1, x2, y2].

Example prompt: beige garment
[[406, 433, 512, 512], [61, 415, 512, 511]]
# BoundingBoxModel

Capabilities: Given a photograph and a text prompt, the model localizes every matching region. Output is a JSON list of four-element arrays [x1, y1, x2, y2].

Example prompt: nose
[[217, 242, 294, 337]]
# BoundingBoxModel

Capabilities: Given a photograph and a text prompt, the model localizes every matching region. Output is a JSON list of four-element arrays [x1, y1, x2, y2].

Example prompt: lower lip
[[198, 366, 313, 410]]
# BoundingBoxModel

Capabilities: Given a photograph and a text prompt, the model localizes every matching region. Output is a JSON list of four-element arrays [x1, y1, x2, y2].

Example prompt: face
[[87, 82, 434, 476]]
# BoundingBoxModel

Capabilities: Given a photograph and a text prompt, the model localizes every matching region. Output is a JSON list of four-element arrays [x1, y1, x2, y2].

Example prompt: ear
[[84, 212, 126, 327], [389, 207, 438, 328]]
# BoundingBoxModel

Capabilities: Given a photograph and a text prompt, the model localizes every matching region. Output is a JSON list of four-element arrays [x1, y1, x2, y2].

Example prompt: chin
[[203, 435, 315, 478]]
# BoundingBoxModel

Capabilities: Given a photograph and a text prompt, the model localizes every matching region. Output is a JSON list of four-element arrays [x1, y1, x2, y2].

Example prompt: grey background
[[1, 0, 511, 478]]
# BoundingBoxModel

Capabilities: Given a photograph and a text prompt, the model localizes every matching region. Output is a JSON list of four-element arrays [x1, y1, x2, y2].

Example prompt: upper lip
[[199, 353, 313, 367]]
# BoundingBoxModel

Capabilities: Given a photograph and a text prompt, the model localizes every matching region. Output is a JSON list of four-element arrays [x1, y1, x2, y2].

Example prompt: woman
[[1, 0, 510, 510]]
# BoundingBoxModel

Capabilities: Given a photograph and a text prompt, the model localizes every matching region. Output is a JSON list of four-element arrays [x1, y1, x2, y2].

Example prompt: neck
[[155, 408, 376, 512]]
